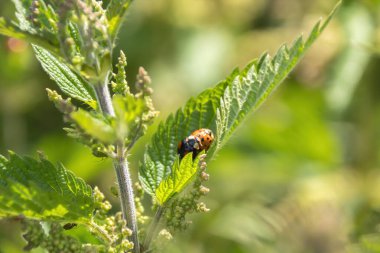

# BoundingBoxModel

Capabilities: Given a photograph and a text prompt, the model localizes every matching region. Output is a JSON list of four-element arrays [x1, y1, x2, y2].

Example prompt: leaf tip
[[320, 0, 342, 32]]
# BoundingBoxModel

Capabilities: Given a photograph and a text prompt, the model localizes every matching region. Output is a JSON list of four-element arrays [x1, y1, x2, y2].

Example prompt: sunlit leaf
[[155, 153, 202, 205], [113, 94, 144, 140], [33, 45, 96, 107], [0, 152, 94, 222], [106, 0, 133, 40], [71, 109, 117, 144], [139, 2, 341, 195]]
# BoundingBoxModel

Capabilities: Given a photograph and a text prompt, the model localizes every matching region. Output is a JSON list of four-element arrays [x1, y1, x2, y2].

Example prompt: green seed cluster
[[135, 67, 153, 97], [76, 0, 109, 43], [104, 212, 134, 253], [93, 186, 112, 218], [134, 182, 150, 227], [92, 187, 134, 252], [21, 219, 98, 253], [153, 229, 173, 251], [39, 223, 83, 253], [112, 51, 129, 95], [22, 219, 46, 251], [26, 0, 111, 71], [134, 67, 159, 132], [165, 155, 210, 231], [46, 88, 75, 118]]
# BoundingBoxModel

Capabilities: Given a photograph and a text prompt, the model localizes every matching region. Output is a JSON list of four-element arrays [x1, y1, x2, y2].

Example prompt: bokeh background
[[1, 0, 380, 252]]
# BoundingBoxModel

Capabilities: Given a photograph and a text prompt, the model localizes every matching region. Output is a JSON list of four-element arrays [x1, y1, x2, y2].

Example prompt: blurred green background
[[1, 0, 380, 252]]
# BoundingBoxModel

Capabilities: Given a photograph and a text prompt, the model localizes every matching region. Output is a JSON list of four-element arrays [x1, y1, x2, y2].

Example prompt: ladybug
[[190, 128, 214, 150], [177, 128, 214, 159]]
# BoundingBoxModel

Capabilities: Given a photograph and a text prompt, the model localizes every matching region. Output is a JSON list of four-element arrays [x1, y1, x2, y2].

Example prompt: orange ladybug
[[177, 128, 214, 159], [190, 128, 214, 151]]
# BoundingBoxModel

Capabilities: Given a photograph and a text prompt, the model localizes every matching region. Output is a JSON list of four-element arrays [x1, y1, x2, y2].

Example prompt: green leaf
[[0, 17, 29, 39], [0, 17, 59, 53], [33, 45, 96, 107], [139, 2, 340, 195], [113, 94, 145, 142], [155, 153, 202, 205], [106, 0, 133, 40], [0, 152, 94, 222], [71, 109, 117, 144], [11, 0, 34, 32]]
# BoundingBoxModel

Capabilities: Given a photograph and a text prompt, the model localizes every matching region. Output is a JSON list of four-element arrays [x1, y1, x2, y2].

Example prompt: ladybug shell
[[190, 128, 214, 151], [177, 135, 201, 159]]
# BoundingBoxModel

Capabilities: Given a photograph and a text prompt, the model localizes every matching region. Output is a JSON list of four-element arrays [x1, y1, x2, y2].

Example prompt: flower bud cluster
[[73, 0, 110, 69], [134, 67, 159, 130], [39, 223, 83, 253], [92, 187, 134, 252], [21, 219, 97, 253], [112, 51, 129, 95], [111, 64, 159, 150], [134, 183, 150, 226], [135, 67, 153, 97], [99, 212, 134, 252], [28, 0, 59, 45], [26, 0, 111, 72], [165, 155, 210, 231], [153, 228, 173, 251], [93, 186, 112, 219], [46, 88, 76, 121], [21, 219, 46, 251]]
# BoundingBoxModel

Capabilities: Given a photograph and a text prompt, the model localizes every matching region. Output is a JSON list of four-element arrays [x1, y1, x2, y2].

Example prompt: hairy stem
[[114, 145, 140, 253], [94, 81, 140, 253], [94, 79, 115, 116], [143, 206, 165, 251]]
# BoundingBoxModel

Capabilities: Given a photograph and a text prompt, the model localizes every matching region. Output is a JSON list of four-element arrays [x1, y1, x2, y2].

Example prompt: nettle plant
[[0, 1, 340, 252]]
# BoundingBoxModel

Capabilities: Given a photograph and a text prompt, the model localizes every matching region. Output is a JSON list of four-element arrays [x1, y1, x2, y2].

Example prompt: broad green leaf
[[71, 109, 117, 144], [139, 2, 341, 195], [33, 45, 96, 107], [138, 82, 228, 195], [155, 153, 201, 205], [106, 0, 133, 40], [0, 152, 94, 222]]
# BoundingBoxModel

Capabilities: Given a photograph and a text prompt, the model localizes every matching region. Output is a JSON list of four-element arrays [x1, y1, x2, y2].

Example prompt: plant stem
[[94, 81, 140, 253], [143, 206, 165, 251], [94, 79, 115, 116], [114, 145, 140, 253]]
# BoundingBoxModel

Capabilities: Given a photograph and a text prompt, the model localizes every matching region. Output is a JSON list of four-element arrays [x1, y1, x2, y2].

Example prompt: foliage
[[0, 151, 94, 222], [155, 152, 203, 206], [0, 0, 342, 252], [106, 0, 134, 39], [33, 45, 96, 107], [139, 3, 339, 196]]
